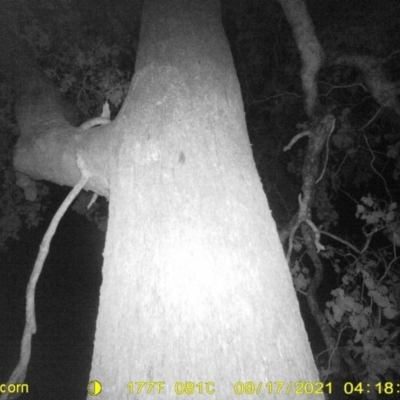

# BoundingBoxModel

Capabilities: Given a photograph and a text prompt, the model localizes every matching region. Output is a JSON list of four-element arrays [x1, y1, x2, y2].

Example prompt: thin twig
[[1, 156, 90, 400]]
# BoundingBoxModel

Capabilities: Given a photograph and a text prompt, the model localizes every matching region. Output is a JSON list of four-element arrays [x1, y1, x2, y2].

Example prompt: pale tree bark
[[1, 0, 323, 398], [90, 0, 322, 397]]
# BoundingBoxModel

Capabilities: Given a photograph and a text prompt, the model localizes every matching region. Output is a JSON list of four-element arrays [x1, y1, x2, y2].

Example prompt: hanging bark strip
[[0, 156, 91, 400]]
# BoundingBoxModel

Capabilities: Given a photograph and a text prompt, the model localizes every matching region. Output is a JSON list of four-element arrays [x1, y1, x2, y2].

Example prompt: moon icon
[[87, 380, 102, 396]]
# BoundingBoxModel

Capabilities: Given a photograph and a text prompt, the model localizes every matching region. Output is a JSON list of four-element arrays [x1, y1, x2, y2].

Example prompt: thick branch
[[0, 23, 113, 197], [277, 0, 324, 116]]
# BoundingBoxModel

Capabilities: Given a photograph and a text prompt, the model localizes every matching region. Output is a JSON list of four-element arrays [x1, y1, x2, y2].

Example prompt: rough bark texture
[[88, 0, 320, 398]]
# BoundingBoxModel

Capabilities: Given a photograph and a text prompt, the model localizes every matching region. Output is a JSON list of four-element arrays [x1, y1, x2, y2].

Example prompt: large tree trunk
[[88, 0, 320, 398]]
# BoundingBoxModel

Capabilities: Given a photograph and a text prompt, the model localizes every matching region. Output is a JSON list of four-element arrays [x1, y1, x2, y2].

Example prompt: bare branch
[[0, 158, 91, 400], [277, 0, 324, 116]]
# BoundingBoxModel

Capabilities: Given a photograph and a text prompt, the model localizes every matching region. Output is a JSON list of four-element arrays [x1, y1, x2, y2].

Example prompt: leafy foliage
[[43, 41, 132, 117], [323, 197, 400, 397]]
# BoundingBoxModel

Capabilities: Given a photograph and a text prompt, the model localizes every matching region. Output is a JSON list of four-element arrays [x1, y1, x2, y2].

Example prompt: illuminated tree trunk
[[88, 0, 320, 398]]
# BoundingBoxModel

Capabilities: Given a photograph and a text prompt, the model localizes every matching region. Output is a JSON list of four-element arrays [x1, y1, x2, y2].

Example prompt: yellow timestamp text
[[344, 382, 400, 396], [0, 383, 29, 395], [233, 381, 332, 395], [126, 381, 215, 395]]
